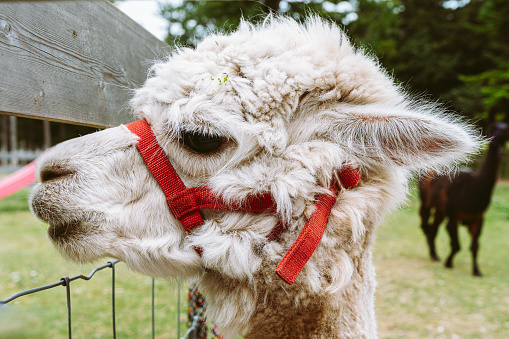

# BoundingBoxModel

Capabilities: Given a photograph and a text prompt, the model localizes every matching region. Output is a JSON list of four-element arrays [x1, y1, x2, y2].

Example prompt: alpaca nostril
[[40, 165, 75, 183]]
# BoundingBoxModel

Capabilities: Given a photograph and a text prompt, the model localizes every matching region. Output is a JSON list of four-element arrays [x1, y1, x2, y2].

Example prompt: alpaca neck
[[477, 140, 503, 195], [243, 252, 377, 339]]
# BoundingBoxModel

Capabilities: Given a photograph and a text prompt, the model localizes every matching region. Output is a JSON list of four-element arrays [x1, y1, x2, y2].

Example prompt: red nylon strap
[[167, 187, 276, 232], [275, 184, 339, 285], [126, 119, 206, 227], [338, 166, 362, 189], [126, 119, 360, 285], [274, 166, 360, 284], [126, 119, 277, 231]]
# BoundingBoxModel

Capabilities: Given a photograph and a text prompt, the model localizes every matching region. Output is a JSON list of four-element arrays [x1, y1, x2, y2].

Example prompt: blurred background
[[1, 1, 508, 338]]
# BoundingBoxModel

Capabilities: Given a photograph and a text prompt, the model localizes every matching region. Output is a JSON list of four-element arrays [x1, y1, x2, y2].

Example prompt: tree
[[161, 1, 352, 47], [457, 0, 509, 123], [346, 0, 401, 61], [162, 1, 269, 47]]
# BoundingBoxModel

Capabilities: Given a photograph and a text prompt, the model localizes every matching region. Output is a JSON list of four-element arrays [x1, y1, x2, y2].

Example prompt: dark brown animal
[[419, 122, 509, 276]]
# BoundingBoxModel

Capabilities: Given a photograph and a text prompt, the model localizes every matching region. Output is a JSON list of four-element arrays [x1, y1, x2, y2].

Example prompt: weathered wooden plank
[[0, 0, 170, 128]]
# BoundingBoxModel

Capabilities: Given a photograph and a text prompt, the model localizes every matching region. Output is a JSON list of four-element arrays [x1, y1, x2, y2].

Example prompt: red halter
[[126, 119, 360, 285]]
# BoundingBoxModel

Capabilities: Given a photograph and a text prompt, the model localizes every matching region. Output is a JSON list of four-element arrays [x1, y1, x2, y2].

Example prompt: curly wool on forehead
[[132, 16, 403, 152], [197, 16, 401, 102], [199, 16, 349, 62]]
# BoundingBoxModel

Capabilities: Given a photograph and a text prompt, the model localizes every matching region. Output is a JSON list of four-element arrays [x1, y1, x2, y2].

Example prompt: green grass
[[374, 183, 509, 338], [0, 190, 188, 339], [1, 183, 509, 338]]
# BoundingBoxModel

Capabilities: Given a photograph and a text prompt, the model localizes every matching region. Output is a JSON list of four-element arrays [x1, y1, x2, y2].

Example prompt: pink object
[[0, 159, 37, 200]]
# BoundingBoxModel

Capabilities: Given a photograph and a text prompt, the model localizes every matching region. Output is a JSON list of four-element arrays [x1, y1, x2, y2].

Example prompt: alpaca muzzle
[[126, 119, 360, 285]]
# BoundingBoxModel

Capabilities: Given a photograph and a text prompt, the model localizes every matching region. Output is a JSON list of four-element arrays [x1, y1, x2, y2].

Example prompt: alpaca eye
[[182, 131, 223, 154]]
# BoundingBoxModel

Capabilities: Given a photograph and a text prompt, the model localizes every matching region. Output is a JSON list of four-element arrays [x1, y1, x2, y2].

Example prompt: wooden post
[[42, 120, 51, 149], [1, 115, 7, 151], [1, 115, 8, 166], [9, 115, 17, 167], [58, 123, 66, 145]]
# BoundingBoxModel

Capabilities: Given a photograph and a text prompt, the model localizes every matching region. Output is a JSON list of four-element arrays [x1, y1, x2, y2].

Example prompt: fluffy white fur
[[30, 16, 481, 338]]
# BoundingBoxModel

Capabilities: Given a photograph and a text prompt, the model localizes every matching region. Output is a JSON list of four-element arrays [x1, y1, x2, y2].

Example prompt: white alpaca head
[[30, 16, 480, 337]]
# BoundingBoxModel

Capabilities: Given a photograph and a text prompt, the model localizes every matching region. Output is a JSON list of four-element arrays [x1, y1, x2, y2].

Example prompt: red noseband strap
[[126, 119, 360, 285], [125, 120, 276, 231]]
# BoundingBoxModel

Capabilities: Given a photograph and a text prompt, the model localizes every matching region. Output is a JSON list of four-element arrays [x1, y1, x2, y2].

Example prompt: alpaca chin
[[52, 231, 108, 264]]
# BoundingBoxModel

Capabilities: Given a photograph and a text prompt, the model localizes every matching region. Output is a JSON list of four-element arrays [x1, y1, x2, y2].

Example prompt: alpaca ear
[[322, 104, 481, 170]]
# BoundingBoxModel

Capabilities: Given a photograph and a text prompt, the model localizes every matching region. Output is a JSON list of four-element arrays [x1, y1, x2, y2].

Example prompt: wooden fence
[[0, 0, 169, 128], [0, 0, 170, 171]]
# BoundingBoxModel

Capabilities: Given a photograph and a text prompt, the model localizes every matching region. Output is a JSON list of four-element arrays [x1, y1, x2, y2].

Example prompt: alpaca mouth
[[47, 218, 105, 263], [48, 220, 87, 241], [30, 183, 94, 239]]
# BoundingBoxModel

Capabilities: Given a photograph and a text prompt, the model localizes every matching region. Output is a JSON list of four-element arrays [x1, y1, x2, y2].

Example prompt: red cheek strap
[[166, 187, 276, 232]]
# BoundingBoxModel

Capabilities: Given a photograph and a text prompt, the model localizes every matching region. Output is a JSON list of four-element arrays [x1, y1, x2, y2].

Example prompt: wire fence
[[0, 260, 208, 339]]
